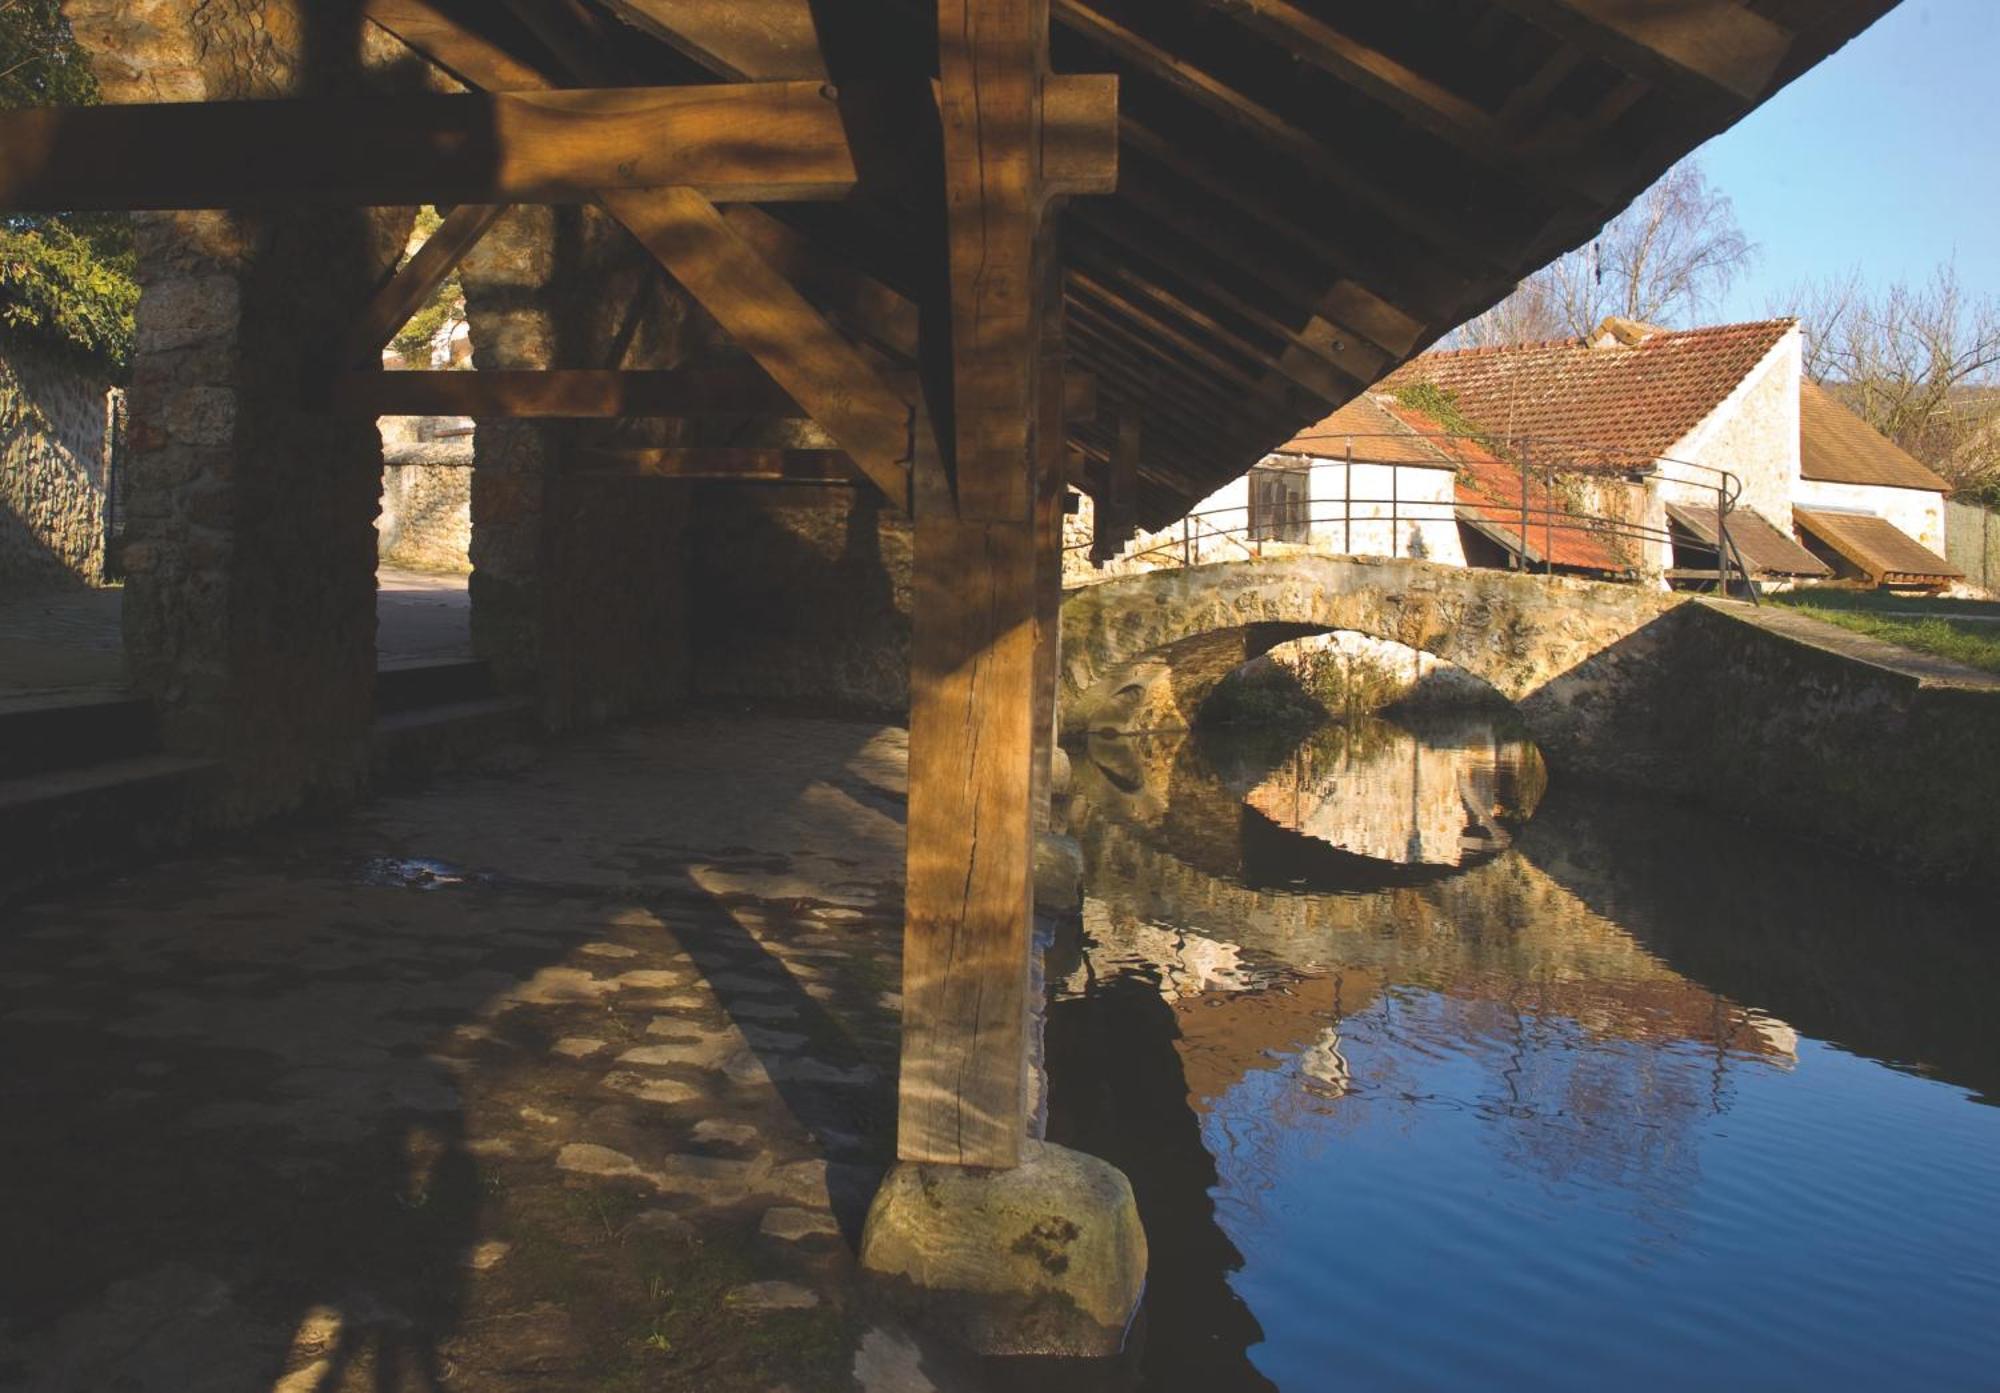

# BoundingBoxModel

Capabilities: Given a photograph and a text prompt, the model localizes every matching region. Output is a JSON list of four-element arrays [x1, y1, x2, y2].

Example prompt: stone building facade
[[0, 335, 119, 590]]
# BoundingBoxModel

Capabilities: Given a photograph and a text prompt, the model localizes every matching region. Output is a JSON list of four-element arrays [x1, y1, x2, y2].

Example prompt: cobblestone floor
[[0, 714, 992, 1392]]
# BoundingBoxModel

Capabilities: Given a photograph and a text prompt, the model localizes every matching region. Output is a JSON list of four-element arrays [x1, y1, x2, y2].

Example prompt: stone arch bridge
[[1059, 556, 1680, 741]]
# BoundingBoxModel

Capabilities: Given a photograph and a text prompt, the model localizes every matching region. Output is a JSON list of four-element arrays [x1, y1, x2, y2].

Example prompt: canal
[[1047, 713, 2000, 1392]]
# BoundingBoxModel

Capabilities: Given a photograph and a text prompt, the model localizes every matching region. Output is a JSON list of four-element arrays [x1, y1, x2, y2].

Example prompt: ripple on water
[[1053, 715, 2000, 1392]]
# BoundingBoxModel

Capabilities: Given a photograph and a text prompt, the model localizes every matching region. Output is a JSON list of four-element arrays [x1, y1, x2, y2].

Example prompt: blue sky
[[1692, 0, 1999, 321]]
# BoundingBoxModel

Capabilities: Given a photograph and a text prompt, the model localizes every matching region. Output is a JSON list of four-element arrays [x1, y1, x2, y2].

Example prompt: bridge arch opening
[[1199, 629, 1511, 729]]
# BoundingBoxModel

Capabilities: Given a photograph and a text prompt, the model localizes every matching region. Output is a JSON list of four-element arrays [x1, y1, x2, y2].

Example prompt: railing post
[[1542, 452, 1553, 578], [1517, 448, 1529, 572], [1343, 439, 1354, 557], [1183, 515, 1192, 567], [1715, 481, 1728, 597], [1390, 462, 1399, 558]]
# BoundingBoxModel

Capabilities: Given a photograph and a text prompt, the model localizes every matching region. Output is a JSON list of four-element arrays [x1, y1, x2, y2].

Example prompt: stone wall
[[67, 3, 437, 823], [459, 204, 699, 731], [0, 336, 116, 590], [690, 486, 914, 715], [377, 462, 471, 573], [1523, 598, 2000, 887]]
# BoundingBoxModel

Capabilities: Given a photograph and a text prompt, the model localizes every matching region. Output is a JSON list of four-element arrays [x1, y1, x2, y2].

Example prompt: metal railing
[[1072, 431, 1763, 604]]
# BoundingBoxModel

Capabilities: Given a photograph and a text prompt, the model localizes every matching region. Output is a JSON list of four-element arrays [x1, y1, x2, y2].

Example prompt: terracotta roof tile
[[1375, 399, 1630, 574], [1381, 319, 1798, 468], [1270, 394, 1460, 467], [1800, 381, 1951, 491]]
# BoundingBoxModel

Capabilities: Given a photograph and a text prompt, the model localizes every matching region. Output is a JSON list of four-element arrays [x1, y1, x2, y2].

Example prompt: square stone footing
[[858, 1140, 1147, 1357]]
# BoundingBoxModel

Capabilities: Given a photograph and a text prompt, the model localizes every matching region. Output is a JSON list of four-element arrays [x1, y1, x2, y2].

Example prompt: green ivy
[[0, 219, 138, 367], [1391, 381, 1505, 458], [0, 1, 138, 371]]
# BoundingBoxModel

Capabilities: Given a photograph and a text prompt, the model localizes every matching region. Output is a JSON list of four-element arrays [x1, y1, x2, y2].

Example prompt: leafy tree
[[388, 206, 468, 366], [0, 0, 138, 371], [1453, 161, 1754, 348]]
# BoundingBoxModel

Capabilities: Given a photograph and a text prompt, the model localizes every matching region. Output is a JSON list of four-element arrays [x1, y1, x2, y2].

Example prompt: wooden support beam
[[897, 0, 1072, 1172], [362, 0, 916, 510], [366, 0, 563, 89], [601, 0, 828, 81], [345, 203, 506, 367], [1094, 403, 1141, 564], [1491, 0, 1793, 105], [1041, 74, 1121, 197], [366, 0, 564, 89], [603, 185, 914, 510], [1201, 0, 1620, 204], [0, 84, 858, 211], [1052, 0, 1502, 269], [719, 206, 922, 361], [320, 367, 797, 418], [569, 447, 858, 484]]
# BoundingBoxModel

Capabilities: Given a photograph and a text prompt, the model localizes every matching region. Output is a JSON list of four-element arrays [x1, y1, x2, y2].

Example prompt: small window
[[1249, 464, 1310, 543]]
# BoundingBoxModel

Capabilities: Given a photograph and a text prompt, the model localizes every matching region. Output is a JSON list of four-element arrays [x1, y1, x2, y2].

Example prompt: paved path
[[0, 714, 984, 1392], [0, 570, 474, 706]]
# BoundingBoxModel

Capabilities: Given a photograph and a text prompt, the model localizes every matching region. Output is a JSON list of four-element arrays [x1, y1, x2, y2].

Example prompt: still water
[[1046, 714, 2000, 1393]]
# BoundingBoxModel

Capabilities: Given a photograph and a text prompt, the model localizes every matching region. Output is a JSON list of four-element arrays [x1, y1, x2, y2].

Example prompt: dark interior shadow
[[1042, 973, 1277, 1393]]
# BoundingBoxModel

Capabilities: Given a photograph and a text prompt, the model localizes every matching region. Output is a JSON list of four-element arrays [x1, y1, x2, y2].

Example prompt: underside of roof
[[246, 0, 1900, 528]]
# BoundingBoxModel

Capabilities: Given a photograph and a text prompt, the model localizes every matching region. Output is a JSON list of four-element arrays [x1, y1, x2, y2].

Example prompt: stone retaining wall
[[377, 462, 471, 573], [0, 337, 116, 590], [691, 487, 913, 716], [1525, 599, 2000, 887]]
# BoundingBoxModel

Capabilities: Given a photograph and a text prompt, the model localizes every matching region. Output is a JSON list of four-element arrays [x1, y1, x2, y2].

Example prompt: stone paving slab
[[0, 714, 1009, 1392]]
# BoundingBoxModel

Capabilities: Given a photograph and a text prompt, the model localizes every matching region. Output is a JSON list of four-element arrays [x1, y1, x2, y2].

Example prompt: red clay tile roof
[[1373, 398, 1631, 574], [1800, 381, 1951, 492], [1380, 319, 1798, 469], [1270, 393, 1461, 467]]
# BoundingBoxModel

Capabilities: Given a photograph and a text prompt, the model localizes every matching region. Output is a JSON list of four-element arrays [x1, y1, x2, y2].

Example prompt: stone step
[[0, 753, 219, 905], [0, 692, 161, 779], [375, 659, 497, 715], [370, 695, 539, 791]]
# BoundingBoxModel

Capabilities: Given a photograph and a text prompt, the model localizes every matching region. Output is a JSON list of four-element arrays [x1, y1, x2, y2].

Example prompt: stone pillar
[[459, 205, 697, 731], [66, 2, 419, 821]]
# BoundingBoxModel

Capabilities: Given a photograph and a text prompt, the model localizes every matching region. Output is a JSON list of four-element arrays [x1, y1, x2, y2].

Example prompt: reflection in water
[[1051, 716, 2000, 1393]]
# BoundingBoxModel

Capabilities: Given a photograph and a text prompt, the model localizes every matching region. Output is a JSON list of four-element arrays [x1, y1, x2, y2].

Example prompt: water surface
[[1048, 715, 2000, 1392]]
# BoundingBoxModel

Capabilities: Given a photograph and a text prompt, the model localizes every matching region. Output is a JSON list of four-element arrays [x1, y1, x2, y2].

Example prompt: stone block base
[[858, 1141, 1147, 1357]]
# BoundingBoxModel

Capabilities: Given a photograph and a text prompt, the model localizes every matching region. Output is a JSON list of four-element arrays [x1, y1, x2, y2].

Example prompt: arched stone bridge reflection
[[1059, 555, 1679, 737]]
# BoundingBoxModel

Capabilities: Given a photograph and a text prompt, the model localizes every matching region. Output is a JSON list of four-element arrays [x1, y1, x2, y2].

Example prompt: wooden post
[[897, 0, 1054, 1170]]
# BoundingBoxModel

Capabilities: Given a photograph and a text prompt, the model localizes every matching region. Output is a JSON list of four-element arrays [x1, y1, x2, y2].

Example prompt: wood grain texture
[[898, 513, 1039, 1167], [1492, 0, 1792, 103], [321, 367, 796, 417], [0, 84, 858, 211], [603, 185, 914, 510], [937, 0, 1042, 523], [568, 446, 858, 484], [720, 206, 922, 361]]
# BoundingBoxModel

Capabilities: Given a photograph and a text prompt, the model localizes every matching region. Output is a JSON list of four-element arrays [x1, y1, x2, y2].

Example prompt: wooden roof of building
[[354, 0, 1892, 527], [1663, 501, 1832, 579], [1800, 381, 1952, 492], [1794, 507, 1961, 585]]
